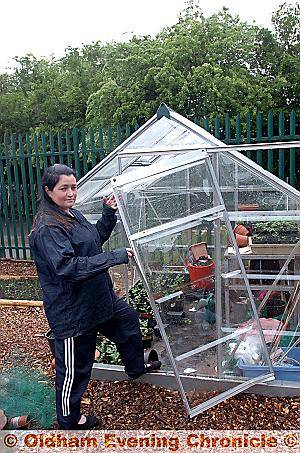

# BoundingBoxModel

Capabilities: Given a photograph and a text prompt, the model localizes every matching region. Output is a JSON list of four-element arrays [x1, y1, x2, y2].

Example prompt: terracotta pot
[[235, 233, 249, 248], [238, 203, 259, 211], [186, 261, 215, 290], [9, 415, 29, 429], [234, 224, 250, 236]]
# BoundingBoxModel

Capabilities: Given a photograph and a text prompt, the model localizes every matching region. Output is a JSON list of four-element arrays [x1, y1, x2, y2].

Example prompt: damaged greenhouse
[[75, 104, 300, 417]]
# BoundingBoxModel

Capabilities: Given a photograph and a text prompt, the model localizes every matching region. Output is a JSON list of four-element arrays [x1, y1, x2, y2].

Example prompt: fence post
[[18, 133, 32, 238], [72, 128, 81, 178], [89, 127, 96, 168], [267, 111, 274, 173], [57, 130, 64, 164], [278, 111, 285, 180], [235, 113, 242, 144], [225, 112, 231, 144], [289, 110, 296, 188], [33, 133, 42, 196], [25, 132, 37, 217], [246, 112, 251, 158], [98, 128, 104, 160], [41, 132, 48, 171], [11, 133, 27, 258], [49, 130, 56, 165], [0, 137, 7, 257], [256, 112, 263, 166], [214, 116, 221, 140], [4, 133, 20, 258], [81, 127, 88, 175]]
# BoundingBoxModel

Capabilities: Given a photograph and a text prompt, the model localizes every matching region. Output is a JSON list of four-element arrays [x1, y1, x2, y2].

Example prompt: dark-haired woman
[[29, 164, 160, 430]]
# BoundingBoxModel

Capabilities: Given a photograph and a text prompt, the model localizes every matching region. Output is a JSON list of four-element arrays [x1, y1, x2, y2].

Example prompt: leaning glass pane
[[130, 214, 273, 414], [219, 152, 300, 213], [116, 159, 216, 236]]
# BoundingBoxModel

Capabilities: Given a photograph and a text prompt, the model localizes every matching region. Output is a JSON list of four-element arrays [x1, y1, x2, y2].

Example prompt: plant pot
[[139, 313, 153, 319], [142, 335, 153, 349], [238, 204, 259, 211], [9, 415, 30, 429], [235, 233, 249, 248], [234, 224, 250, 236], [144, 349, 159, 363], [186, 261, 215, 290]]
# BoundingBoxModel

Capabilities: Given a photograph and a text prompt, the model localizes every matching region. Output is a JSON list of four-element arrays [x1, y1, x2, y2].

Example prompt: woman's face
[[46, 174, 77, 212]]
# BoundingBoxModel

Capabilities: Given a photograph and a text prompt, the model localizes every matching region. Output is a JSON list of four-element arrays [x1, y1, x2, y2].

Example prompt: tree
[[0, 1, 299, 133]]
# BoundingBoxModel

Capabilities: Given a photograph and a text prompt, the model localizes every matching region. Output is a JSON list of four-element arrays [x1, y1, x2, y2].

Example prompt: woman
[[29, 164, 160, 430]]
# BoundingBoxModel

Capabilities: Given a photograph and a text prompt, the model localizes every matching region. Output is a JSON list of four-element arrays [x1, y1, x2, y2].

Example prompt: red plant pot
[[234, 224, 250, 236], [238, 204, 259, 211], [235, 233, 249, 248], [186, 261, 215, 290]]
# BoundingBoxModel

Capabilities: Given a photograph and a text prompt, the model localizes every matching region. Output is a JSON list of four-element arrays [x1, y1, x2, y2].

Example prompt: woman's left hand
[[102, 195, 118, 210]]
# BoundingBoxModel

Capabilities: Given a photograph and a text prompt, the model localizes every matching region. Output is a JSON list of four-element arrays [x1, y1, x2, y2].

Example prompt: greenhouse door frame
[[112, 150, 274, 418]]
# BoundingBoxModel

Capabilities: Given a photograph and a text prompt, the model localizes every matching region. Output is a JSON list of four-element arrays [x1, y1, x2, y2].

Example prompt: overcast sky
[[0, 0, 297, 71]]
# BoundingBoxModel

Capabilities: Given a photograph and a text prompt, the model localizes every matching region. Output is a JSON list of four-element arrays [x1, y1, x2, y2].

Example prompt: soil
[[1, 259, 300, 430], [0, 259, 37, 277]]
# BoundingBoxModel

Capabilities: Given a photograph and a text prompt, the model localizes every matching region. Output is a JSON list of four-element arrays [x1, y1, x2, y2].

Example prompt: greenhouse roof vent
[[156, 103, 171, 120]]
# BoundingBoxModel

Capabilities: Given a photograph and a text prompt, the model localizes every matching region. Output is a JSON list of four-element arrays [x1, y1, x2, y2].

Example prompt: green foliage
[[96, 275, 185, 365], [139, 318, 153, 337], [128, 280, 153, 314], [96, 337, 122, 365], [0, 278, 42, 300], [0, 367, 55, 429], [0, 2, 299, 133], [252, 220, 300, 244], [152, 273, 185, 297]]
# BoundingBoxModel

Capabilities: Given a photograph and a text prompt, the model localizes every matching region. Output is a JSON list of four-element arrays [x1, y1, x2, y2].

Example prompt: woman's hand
[[126, 248, 135, 258], [102, 195, 118, 210]]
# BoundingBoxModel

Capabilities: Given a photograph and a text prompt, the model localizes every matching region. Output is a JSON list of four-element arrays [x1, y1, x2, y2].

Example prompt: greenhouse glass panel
[[112, 153, 274, 417], [77, 105, 300, 416], [219, 152, 300, 215], [114, 151, 214, 236], [125, 117, 209, 149]]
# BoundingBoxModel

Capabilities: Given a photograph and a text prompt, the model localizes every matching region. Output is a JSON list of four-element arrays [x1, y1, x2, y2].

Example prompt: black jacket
[[29, 204, 128, 339]]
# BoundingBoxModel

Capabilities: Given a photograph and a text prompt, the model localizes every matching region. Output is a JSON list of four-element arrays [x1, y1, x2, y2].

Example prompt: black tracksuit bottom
[[54, 298, 145, 429]]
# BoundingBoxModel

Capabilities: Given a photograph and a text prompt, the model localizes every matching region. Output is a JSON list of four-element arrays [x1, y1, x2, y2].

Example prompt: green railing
[[0, 110, 299, 259]]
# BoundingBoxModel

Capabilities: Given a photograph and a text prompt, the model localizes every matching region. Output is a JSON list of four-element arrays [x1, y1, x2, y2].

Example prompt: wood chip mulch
[[0, 259, 38, 277], [0, 306, 300, 430], [1, 259, 300, 429]]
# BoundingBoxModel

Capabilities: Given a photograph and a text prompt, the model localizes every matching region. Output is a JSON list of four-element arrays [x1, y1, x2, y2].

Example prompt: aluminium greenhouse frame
[[111, 145, 296, 417], [78, 107, 300, 416]]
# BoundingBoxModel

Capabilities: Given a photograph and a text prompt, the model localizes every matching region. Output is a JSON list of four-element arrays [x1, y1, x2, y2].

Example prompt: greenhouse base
[[91, 363, 300, 397]]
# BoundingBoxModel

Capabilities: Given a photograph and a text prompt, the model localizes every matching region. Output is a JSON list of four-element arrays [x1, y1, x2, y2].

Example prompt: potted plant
[[128, 280, 153, 317], [252, 221, 300, 244], [139, 318, 153, 349]]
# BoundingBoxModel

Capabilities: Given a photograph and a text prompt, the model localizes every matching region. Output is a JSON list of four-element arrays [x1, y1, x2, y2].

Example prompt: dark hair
[[31, 164, 77, 231]]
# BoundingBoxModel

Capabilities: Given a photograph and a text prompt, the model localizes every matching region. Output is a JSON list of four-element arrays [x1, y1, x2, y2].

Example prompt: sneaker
[[144, 360, 162, 373], [127, 360, 162, 380], [77, 415, 100, 430], [60, 415, 100, 430]]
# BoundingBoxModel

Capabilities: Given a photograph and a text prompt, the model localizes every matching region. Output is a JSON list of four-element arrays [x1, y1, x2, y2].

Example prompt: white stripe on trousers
[[62, 337, 74, 417]]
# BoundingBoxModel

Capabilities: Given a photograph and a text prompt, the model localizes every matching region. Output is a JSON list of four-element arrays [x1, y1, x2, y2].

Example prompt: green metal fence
[[0, 110, 299, 259]]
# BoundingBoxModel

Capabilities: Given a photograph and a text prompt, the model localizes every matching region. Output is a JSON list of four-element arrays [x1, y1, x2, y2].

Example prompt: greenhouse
[[75, 104, 300, 417]]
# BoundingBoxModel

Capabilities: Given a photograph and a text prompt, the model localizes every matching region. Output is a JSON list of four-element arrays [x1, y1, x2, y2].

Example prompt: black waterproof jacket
[[29, 205, 129, 339]]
